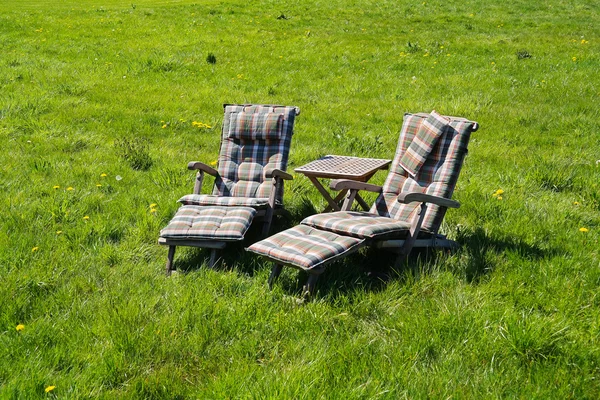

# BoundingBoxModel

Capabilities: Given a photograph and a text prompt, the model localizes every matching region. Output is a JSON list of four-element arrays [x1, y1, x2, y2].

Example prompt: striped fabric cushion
[[399, 111, 449, 177], [178, 194, 271, 208], [160, 205, 256, 241], [371, 112, 477, 234], [227, 111, 283, 140], [301, 211, 411, 239], [214, 105, 299, 203], [246, 224, 364, 271]]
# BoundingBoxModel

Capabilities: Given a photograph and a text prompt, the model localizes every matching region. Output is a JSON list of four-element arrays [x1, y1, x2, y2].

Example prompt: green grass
[[1, 0, 600, 397]]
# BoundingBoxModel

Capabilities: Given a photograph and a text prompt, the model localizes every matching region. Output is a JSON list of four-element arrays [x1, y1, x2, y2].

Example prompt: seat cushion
[[247, 225, 364, 271], [178, 194, 271, 208], [301, 211, 411, 239], [160, 206, 256, 241]]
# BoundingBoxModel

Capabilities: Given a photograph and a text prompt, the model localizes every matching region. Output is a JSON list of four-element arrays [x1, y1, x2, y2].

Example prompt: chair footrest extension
[[247, 225, 364, 272], [160, 205, 256, 241]]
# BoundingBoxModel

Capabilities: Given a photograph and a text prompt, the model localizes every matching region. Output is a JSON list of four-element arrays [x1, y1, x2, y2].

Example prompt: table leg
[[354, 171, 378, 211], [307, 176, 342, 212], [355, 193, 371, 211], [323, 189, 348, 213]]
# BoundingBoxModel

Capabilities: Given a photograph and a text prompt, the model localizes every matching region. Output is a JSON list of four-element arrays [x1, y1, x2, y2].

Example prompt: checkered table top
[[294, 155, 391, 180]]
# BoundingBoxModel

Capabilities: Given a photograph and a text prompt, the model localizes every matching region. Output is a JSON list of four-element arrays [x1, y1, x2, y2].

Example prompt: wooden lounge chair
[[159, 104, 300, 274], [247, 111, 478, 294]]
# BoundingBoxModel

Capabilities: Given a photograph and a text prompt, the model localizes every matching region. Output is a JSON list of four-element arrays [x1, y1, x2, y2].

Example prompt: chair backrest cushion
[[371, 112, 477, 234], [213, 104, 299, 201], [398, 110, 449, 177], [228, 111, 284, 141]]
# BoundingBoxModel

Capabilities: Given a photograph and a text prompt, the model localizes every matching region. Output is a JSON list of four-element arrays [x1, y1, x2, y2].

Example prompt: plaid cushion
[[371, 112, 477, 234], [247, 224, 364, 271], [399, 111, 449, 177], [301, 211, 411, 239], [178, 194, 271, 208], [214, 105, 299, 203], [227, 111, 283, 140], [160, 205, 256, 241]]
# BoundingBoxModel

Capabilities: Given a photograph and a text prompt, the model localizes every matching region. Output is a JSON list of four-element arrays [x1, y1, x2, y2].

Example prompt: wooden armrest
[[187, 161, 218, 176], [397, 192, 460, 208], [330, 179, 382, 193], [266, 169, 293, 180]]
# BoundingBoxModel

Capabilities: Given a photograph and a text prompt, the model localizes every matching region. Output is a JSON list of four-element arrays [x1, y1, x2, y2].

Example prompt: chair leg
[[261, 216, 273, 238], [393, 253, 407, 270], [165, 245, 176, 276], [208, 249, 218, 268], [268, 264, 283, 289], [303, 274, 320, 297]]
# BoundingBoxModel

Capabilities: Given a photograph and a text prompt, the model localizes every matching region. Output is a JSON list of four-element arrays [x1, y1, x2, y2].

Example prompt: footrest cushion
[[247, 225, 364, 271], [160, 205, 256, 241]]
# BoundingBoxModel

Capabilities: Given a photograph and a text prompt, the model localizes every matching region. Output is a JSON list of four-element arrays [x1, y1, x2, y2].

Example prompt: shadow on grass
[[165, 205, 560, 299], [451, 226, 561, 283], [270, 225, 562, 299]]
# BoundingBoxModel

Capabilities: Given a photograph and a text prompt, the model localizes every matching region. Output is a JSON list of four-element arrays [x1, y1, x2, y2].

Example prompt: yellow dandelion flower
[[579, 227, 589, 233], [96, 184, 102, 187], [572, 57, 577, 62], [497, 196, 503, 200], [32, 246, 39, 252], [83, 216, 90, 220], [573, 201, 580, 206], [210, 160, 218, 167], [150, 208, 157, 213], [45, 386, 56, 393], [162, 124, 167, 129], [150, 203, 157, 208], [66, 187, 74, 191], [56, 231, 62, 235], [53, 185, 60, 189], [100, 173, 108, 177], [16, 324, 25, 331]]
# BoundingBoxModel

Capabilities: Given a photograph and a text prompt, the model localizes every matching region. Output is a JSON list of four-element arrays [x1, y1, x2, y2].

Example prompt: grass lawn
[[1, 0, 599, 397]]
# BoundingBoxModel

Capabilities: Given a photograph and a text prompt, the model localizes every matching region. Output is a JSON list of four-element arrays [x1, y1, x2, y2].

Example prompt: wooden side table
[[294, 155, 391, 212]]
